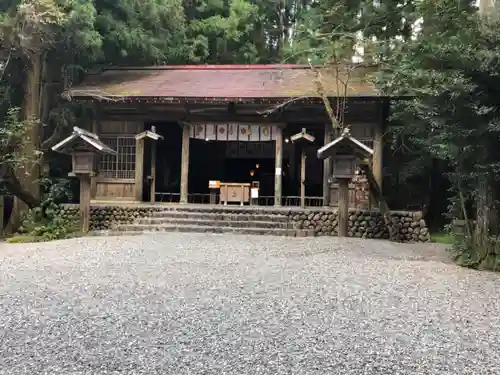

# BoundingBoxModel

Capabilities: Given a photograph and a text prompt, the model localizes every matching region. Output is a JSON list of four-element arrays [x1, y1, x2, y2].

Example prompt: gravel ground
[[0, 234, 499, 375]]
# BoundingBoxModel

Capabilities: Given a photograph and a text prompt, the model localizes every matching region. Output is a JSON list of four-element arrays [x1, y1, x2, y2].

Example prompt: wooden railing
[[154, 192, 324, 207]]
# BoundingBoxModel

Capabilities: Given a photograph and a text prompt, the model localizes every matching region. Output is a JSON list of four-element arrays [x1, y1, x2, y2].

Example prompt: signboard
[[251, 188, 259, 199], [208, 180, 220, 189], [190, 123, 278, 142]]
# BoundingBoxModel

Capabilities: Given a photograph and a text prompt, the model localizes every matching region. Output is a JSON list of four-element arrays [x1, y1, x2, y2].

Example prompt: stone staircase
[[113, 206, 306, 236]]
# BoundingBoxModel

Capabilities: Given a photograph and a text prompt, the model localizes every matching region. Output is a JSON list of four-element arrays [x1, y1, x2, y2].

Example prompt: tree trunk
[[470, 173, 499, 269], [359, 162, 395, 241], [0, 165, 40, 209], [475, 175, 496, 246], [7, 53, 42, 231]]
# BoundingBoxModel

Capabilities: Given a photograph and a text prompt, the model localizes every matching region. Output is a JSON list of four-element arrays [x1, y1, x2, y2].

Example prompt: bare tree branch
[[257, 95, 312, 115], [309, 60, 340, 129], [62, 89, 125, 102]]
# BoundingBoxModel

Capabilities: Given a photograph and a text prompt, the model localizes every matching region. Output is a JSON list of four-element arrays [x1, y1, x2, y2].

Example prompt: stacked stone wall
[[55, 205, 161, 231], [57, 204, 430, 242], [289, 209, 430, 242]]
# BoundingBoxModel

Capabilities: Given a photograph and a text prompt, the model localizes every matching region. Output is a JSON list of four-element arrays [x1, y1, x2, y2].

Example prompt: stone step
[[115, 223, 299, 236], [136, 217, 292, 229], [88, 230, 144, 237], [152, 206, 294, 216], [146, 211, 290, 223]]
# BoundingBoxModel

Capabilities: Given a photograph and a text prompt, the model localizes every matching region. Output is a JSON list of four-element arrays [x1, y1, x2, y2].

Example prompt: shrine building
[[67, 64, 388, 208]]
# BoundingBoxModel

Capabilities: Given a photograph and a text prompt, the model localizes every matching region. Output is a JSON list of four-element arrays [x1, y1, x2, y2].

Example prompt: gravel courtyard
[[0, 234, 499, 375]]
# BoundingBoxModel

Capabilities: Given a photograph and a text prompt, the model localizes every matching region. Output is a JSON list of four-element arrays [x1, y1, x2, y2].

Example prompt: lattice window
[[98, 136, 136, 179]]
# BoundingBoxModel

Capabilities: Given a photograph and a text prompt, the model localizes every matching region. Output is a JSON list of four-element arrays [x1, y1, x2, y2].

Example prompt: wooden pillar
[[79, 175, 91, 233], [338, 178, 349, 237], [0, 195, 4, 237], [323, 123, 332, 206], [90, 116, 99, 199], [373, 113, 384, 194], [150, 141, 156, 203], [134, 138, 144, 202], [274, 125, 283, 207], [289, 141, 296, 183], [300, 148, 306, 208], [180, 123, 190, 204]]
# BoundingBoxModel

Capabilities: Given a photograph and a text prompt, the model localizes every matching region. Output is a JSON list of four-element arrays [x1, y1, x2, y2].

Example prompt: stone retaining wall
[[289, 209, 430, 242], [55, 205, 161, 231], [56, 204, 430, 242]]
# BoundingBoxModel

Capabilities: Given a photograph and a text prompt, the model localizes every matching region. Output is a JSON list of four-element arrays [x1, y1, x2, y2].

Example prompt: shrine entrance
[[187, 123, 284, 205]]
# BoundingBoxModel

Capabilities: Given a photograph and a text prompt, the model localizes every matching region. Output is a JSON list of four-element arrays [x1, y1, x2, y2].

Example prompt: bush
[[16, 177, 80, 242]]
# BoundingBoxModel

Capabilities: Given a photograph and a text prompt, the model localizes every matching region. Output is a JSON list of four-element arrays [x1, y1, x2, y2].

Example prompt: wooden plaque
[[332, 155, 356, 179], [209, 180, 221, 189], [72, 153, 95, 175]]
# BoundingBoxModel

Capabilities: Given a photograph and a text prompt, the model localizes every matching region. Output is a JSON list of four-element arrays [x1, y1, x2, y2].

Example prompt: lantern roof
[[52, 127, 117, 155], [135, 126, 163, 141], [290, 128, 315, 144], [317, 127, 373, 160]]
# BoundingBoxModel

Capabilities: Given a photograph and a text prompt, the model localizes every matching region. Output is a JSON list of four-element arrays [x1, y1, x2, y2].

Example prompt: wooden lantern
[[134, 126, 164, 203], [71, 152, 97, 176], [52, 127, 117, 233], [290, 128, 315, 208], [332, 155, 357, 179], [317, 128, 373, 237]]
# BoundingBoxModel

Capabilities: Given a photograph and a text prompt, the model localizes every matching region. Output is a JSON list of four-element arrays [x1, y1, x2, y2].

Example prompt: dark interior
[[144, 122, 323, 203]]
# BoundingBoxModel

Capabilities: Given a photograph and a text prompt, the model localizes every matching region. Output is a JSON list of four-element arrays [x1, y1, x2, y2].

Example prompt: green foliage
[[431, 231, 455, 245], [92, 0, 190, 65], [186, 0, 264, 63], [0, 0, 70, 57], [17, 177, 79, 241], [0, 107, 40, 169], [378, 0, 500, 270], [0, 106, 42, 203], [6, 235, 39, 243], [451, 237, 500, 271]]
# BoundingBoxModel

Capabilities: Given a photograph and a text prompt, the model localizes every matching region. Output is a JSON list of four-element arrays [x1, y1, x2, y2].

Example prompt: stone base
[[288, 209, 430, 243], [56, 204, 430, 243]]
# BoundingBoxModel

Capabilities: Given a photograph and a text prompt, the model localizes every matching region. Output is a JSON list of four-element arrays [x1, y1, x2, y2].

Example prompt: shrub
[[16, 177, 80, 242]]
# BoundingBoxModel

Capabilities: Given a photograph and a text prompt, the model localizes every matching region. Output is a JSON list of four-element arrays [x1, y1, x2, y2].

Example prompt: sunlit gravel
[[0, 234, 499, 375]]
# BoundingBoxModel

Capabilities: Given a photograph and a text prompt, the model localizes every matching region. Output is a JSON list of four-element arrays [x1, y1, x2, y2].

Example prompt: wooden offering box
[[220, 182, 250, 205]]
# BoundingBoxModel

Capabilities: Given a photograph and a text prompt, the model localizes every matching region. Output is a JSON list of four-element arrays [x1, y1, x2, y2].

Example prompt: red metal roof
[[69, 64, 380, 101]]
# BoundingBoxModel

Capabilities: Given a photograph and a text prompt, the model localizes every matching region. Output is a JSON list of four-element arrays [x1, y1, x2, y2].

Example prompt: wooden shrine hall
[[66, 64, 388, 208]]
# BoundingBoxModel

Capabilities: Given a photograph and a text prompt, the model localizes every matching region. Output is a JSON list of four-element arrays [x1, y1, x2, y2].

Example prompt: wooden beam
[[290, 128, 315, 208], [150, 141, 156, 203], [274, 125, 283, 207], [300, 148, 306, 208], [337, 178, 349, 237], [0, 195, 4, 237], [180, 123, 190, 204], [134, 138, 144, 201], [323, 123, 332, 207], [90, 109, 100, 199], [373, 105, 384, 195], [79, 175, 91, 233]]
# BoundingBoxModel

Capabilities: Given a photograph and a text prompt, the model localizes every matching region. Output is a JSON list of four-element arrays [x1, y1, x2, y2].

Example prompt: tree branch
[[40, 120, 64, 150], [0, 164, 39, 208], [257, 95, 312, 115]]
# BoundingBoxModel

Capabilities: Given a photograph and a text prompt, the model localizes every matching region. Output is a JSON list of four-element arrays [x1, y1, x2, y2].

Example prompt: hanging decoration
[[189, 123, 277, 142]]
